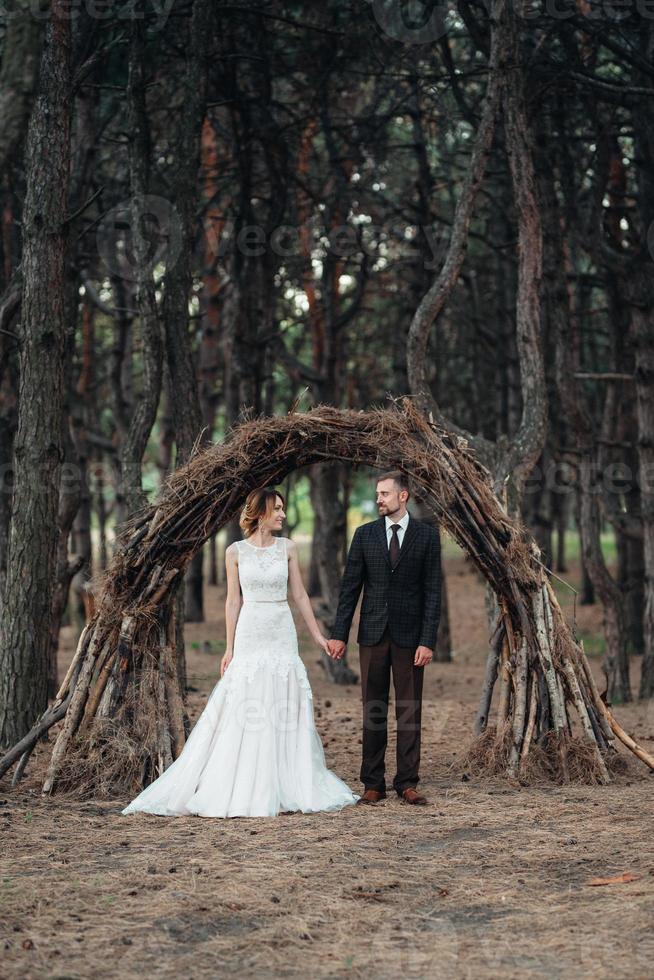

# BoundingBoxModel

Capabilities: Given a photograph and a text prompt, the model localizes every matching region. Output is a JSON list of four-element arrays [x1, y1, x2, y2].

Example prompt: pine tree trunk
[[0, 397, 17, 605], [309, 462, 357, 684], [0, 1, 44, 173], [630, 23, 654, 694], [70, 301, 94, 634], [48, 423, 83, 698], [118, 20, 164, 519], [162, 0, 212, 628], [632, 301, 654, 696], [0, 2, 71, 746], [538, 115, 629, 697], [198, 114, 224, 447]]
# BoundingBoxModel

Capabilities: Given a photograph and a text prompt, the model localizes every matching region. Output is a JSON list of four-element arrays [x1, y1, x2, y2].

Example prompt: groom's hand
[[327, 639, 346, 660], [414, 645, 433, 667]]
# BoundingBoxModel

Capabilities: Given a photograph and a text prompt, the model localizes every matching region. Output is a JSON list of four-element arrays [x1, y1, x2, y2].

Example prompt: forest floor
[[1, 543, 653, 979]]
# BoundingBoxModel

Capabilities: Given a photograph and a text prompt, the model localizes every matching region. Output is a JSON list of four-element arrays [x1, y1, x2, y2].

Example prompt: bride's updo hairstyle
[[239, 486, 286, 538]]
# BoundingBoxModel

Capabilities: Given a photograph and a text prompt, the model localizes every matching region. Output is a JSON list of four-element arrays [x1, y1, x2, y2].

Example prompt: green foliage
[[577, 630, 607, 659]]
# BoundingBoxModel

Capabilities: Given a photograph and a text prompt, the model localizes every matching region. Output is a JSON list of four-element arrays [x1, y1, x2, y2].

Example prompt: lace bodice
[[226, 535, 306, 700], [236, 537, 288, 601]]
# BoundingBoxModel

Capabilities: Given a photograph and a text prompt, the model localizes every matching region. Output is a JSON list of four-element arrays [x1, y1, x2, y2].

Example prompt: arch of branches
[[1, 400, 652, 796]]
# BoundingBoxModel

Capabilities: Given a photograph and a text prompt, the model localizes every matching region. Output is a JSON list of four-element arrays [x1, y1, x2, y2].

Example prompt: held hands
[[317, 635, 341, 658], [326, 639, 346, 660], [414, 645, 433, 667]]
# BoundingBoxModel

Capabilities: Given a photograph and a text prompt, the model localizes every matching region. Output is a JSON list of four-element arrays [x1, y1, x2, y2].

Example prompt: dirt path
[[2, 551, 653, 979]]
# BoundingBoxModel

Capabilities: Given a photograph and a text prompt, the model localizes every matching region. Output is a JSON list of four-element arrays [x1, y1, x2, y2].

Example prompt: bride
[[122, 486, 359, 818]]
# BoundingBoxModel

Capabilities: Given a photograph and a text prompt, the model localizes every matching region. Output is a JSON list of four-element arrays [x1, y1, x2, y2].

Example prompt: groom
[[327, 471, 441, 806]]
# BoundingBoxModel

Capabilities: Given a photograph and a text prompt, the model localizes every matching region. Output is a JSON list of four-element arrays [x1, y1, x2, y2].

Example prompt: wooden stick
[[536, 667, 550, 740], [142, 567, 179, 610], [503, 605, 517, 663], [42, 626, 109, 794], [55, 624, 92, 701], [508, 636, 528, 777], [157, 661, 174, 773], [520, 671, 538, 763], [0, 655, 84, 783], [599, 703, 654, 771], [533, 586, 570, 780], [496, 631, 512, 731], [533, 587, 567, 732], [79, 648, 118, 733], [544, 579, 614, 745], [139, 563, 164, 601], [577, 640, 614, 742], [11, 747, 34, 787], [561, 659, 610, 783], [102, 614, 137, 718], [474, 617, 503, 735]]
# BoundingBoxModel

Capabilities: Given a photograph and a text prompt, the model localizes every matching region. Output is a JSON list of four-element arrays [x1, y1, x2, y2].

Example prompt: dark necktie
[[389, 524, 401, 567]]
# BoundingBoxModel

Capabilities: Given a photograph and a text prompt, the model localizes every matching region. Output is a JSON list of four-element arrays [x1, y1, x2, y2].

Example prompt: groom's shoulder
[[348, 518, 380, 543], [356, 517, 382, 535]]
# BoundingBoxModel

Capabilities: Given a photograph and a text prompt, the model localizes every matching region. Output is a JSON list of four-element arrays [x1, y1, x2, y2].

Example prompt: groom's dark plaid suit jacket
[[331, 512, 442, 650]]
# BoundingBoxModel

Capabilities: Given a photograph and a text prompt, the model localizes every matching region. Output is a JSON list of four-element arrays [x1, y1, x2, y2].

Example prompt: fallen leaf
[[587, 872, 639, 887]]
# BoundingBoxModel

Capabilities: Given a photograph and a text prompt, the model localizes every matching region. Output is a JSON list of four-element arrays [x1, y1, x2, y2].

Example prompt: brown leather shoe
[[399, 787, 427, 805], [357, 789, 386, 805]]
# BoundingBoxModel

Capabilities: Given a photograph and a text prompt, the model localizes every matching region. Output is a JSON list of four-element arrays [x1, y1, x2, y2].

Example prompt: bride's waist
[[241, 598, 289, 604]]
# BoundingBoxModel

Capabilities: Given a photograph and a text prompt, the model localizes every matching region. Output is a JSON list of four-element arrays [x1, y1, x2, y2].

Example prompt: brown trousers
[[358, 624, 424, 794]]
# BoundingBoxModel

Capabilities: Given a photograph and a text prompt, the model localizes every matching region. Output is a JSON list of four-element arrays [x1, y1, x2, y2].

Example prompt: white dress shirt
[[385, 511, 410, 550]]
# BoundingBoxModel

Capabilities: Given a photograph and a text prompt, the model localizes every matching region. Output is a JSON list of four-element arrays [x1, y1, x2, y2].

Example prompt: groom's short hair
[[376, 470, 410, 498]]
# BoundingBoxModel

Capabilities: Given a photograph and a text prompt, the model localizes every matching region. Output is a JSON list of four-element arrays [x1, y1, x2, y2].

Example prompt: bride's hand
[[220, 650, 233, 678], [317, 635, 331, 655]]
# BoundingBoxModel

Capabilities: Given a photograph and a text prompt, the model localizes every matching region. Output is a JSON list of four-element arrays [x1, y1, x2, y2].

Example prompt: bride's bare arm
[[222, 544, 241, 675], [287, 539, 329, 651]]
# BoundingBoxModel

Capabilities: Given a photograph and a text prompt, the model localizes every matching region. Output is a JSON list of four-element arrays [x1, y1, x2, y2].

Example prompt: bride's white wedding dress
[[121, 536, 359, 818]]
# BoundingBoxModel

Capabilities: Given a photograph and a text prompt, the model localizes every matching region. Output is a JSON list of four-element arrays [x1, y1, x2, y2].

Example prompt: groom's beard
[[378, 503, 402, 518]]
